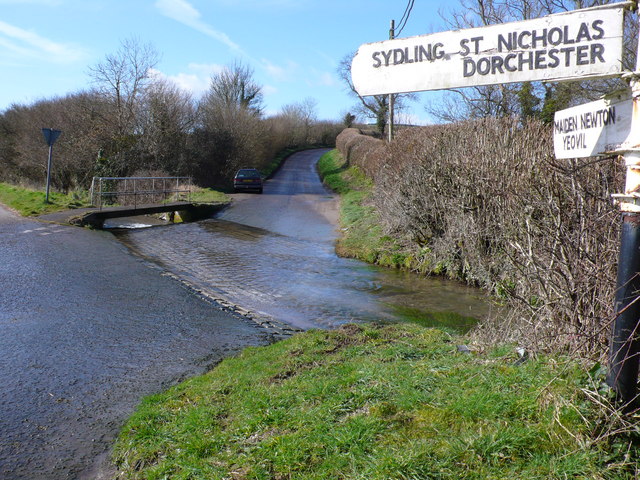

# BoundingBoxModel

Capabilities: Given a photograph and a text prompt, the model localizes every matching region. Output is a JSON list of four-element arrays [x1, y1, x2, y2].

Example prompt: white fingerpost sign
[[553, 91, 634, 159], [351, 3, 625, 96]]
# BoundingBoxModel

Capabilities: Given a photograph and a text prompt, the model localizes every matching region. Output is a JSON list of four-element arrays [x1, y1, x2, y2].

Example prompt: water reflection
[[116, 218, 493, 332]]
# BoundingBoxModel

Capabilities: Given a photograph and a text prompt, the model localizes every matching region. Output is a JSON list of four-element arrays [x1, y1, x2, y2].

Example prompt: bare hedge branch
[[337, 120, 624, 358]]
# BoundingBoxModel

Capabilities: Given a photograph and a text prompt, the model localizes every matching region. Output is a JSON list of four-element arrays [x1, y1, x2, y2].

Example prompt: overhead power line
[[395, 0, 415, 37]]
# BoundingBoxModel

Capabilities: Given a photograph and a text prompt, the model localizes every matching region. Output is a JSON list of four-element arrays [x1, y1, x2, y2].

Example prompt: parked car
[[233, 168, 263, 193]]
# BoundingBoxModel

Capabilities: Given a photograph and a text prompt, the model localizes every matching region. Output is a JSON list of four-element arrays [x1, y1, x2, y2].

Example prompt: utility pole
[[388, 19, 395, 142]]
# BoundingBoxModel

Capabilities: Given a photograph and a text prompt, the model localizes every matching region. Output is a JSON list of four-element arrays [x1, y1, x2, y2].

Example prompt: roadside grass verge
[[0, 182, 229, 217], [188, 187, 230, 204], [0, 183, 90, 216], [318, 149, 431, 271], [317, 150, 393, 265], [112, 323, 634, 479]]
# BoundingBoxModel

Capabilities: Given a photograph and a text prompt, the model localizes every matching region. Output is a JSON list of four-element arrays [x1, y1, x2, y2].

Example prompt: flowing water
[[114, 150, 494, 332], [116, 218, 492, 331]]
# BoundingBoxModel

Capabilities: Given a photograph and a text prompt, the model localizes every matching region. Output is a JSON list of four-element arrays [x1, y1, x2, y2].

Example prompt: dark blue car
[[233, 168, 263, 194]]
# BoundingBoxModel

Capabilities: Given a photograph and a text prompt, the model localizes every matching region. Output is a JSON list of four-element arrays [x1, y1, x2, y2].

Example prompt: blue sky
[[0, 0, 451, 123]]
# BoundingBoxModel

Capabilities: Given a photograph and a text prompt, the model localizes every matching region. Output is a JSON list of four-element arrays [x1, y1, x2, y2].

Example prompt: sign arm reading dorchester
[[351, 3, 628, 96]]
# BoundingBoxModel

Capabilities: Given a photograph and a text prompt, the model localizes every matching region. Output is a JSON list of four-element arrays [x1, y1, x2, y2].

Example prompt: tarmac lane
[[0, 206, 273, 479]]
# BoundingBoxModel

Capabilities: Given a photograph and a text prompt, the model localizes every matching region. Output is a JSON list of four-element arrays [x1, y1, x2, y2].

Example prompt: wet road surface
[[0, 206, 272, 479], [117, 149, 492, 331]]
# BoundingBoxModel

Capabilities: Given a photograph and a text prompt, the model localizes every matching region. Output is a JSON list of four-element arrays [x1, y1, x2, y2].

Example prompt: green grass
[[189, 188, 229, 204], [112, 323, 635, 479], [317, 150, 406, 266], [0, 183, 230, 216], [0, 183, 90, 216]]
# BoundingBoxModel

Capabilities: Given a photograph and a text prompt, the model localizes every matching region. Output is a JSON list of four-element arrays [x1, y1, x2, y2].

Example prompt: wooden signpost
[[353, 1, 639, 410]]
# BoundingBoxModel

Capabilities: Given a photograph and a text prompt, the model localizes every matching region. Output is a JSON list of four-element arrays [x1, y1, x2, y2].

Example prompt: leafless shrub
[[337, 120, 624, 358]]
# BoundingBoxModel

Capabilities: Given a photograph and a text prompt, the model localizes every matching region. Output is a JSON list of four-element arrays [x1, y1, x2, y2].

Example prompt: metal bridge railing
[[89, 176, 192, 210]]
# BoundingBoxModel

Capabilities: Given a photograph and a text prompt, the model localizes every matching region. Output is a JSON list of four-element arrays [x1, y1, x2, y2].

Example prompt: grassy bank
[[0, 183, 90, 216], [317, 150, 428, 271], [187, 188, 230, 204], [318, 150, 388, 264], [0, 182, 229, 217], [112, 323, 634, 479]]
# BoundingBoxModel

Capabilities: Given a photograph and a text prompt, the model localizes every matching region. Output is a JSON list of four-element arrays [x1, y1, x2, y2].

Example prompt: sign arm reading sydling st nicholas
[[351, 3, 627, 96]]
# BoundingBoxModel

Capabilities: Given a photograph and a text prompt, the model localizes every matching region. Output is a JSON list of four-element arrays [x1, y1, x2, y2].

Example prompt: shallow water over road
[[117, 150, 492, 331]]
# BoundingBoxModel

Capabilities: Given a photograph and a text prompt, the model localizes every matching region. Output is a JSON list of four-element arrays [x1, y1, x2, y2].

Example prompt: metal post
[[45, 145, 53, 203], [41, 128, 61, 203], [608, 73, 640, 411], [608, 209, 640, 410], [388, 19, 395, 143]]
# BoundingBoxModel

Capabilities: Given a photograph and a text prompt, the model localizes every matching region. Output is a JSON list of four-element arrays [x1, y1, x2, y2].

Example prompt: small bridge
[[78, 176, 225, 228], [79, 202, 225, 228]]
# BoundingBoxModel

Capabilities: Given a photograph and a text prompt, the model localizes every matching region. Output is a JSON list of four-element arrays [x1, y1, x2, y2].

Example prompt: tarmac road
[[220, 148, 338, 242], [0, 206, 273, 479]]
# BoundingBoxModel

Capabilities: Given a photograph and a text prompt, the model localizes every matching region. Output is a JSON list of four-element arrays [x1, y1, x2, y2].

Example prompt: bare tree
[[338, 53, 414, 137], [194, 62, 268, 184], [88, 38, 160, 135], [0, 92, 108, 191], [86, 38, 160, 175], [205, 61, 263, 117], [430, 0, 634, 122], [278, 97, 318, 145], [137, 77, 196, 175]]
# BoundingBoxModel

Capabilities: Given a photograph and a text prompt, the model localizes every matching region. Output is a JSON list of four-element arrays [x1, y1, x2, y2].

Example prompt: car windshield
[[236, 170, 260, 178]]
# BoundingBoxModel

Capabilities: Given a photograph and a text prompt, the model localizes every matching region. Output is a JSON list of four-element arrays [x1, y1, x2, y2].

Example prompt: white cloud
[[262, 84, 278, 96], [150, 63, 224, 97], [305, 69, 338, 88], [214, 0, 309, 8], [261, 59, 298, 82], [154, 0, 242, 53], [0, 20, 88, 64], [315, 51, 337, 68], [317, 72, 337, 87]]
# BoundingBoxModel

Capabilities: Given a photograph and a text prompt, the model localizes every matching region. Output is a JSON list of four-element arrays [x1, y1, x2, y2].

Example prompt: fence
[[90, 176, 192, 210]]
